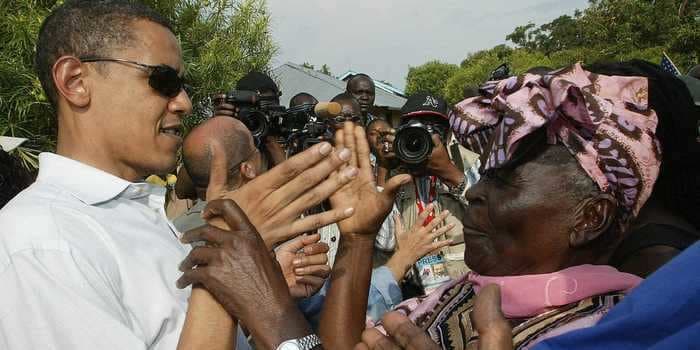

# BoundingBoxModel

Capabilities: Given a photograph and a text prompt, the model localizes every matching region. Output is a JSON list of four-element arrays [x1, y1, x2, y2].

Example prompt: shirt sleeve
[[366, 266, 403, 322], [0, 245, 147, 350]]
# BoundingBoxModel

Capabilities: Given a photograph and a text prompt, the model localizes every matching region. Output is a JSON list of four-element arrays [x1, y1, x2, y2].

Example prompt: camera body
[[393, 121, 445, 169], [283, 103, 334, 156], [222, 90, 286, 140]]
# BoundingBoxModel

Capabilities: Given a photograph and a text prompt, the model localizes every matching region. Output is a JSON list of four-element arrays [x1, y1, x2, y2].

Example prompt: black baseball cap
[[236, 71, 280, 95], [400, 93, 449, 120]]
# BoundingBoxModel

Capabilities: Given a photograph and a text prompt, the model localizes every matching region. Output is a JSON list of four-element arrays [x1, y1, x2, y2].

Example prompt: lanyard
[[414, 176, 437, 226]]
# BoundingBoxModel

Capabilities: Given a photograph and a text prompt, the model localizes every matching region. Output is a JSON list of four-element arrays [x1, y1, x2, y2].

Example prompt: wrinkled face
[[462, 145, 587, 276], [348, 78, 375, 115], [86, 20, 191, 178]]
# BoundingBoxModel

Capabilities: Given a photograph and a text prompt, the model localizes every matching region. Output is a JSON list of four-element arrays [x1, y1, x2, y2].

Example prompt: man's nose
[[170, 89, 193, 117]]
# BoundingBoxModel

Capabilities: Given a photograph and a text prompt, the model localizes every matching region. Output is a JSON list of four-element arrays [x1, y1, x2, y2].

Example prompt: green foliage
[[0, 0, 278, 169], [404, 60, 458, 97], [412, 0, 700, 105]]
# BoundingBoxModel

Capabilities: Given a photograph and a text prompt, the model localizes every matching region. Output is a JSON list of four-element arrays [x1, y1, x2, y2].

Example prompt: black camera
[[220, 90, 285, 140], [283, 103, 336, 156], [393, 121, 442, 168]]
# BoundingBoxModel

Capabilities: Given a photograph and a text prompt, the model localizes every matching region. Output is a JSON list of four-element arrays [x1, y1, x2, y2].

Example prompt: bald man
[[173, 117, 262, 232]]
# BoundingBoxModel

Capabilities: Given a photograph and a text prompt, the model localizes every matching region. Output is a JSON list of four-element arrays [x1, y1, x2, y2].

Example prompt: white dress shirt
[[0, 153, 191, 349]]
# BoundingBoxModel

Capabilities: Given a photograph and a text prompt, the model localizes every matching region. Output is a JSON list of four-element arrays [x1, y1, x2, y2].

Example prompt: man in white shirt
[[0, 1, 352, 349]]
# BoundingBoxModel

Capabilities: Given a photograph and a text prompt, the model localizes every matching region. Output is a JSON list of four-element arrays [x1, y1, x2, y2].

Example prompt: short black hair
[[331, 92, 359, 105], [346, 73, 375, 91], [289, 92, 318, 107], [35, 0, 174, 108], [236, 71, 280, 94]]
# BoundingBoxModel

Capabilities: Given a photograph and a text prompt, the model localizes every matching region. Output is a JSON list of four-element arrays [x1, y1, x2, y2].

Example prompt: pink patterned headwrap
[[450, 63, 661, 221]]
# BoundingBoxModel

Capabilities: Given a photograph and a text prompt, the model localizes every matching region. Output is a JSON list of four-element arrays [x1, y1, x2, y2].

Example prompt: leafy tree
[[404, 60, 458, 97], [0, 0, 277, 170]]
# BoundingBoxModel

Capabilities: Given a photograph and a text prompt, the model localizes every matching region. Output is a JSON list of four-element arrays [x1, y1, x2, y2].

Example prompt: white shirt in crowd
[[0, 153, 191, 349]]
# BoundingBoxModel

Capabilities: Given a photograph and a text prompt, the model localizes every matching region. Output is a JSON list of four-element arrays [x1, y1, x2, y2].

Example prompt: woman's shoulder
[[513, 291, 626, 349]]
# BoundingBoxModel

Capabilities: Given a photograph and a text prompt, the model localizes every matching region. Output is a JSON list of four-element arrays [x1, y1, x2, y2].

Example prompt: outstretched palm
[[330, 122, 411, 236]]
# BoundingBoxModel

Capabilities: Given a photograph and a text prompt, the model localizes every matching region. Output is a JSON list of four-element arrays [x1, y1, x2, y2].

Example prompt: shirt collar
[[37, 153, 134, 205]]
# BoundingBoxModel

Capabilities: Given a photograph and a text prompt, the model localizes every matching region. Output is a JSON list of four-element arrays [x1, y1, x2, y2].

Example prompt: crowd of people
[[1, 1, 699, 350]]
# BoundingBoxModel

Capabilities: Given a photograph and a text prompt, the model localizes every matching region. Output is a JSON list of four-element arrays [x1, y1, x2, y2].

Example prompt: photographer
[[214, 71, 288, 168], [376, 93, 481, 293]]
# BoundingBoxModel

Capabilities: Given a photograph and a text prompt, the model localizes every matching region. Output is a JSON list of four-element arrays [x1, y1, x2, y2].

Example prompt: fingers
[[201, 199, 254, 232], [472, 284, 508, 332], [273, 147, 353, 208], [382, 312, 437, 350], [213, 103, 236, 117], [266, 208, 354, 245], [279, 234, 306, 252], [424, 210, 450, 232], [176, 266, 208, 289], [343, 121, 358, 168], [263, 142, 336, 189], [280, 161, 357, 212], [415, 204, 436, 227], [295, 275, 326, 291], [293, 253, 328, 268], [354, 343, 370, 350], [180, 224, 225, 245], [294, 264, 331, 278], [300, 233, 322, 246], [472, 284, 512, 350], [205, 141, 229, 201], [393, 213, 405, 238], [354, 126, 373, 178], [334, 127, 345, 150], [302, 242, 329, 256], [428, 223, 456, 240], [430, 238, 453, 252], [179, 246, 219, 271], [383, 174, 412, 200], [360, 328, 394, 350]]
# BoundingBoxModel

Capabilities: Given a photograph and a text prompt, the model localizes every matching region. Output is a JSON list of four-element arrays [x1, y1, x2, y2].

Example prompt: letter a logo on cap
[[423, 96, 439, 108]]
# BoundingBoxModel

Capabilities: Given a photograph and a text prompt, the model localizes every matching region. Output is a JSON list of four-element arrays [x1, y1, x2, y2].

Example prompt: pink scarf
[[468, 264, 642, 318]]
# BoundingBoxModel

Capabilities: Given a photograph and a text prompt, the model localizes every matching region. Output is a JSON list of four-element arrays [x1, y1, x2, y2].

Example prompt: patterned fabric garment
[[390, 277, 626, 350], [450, 63, 662, 227]]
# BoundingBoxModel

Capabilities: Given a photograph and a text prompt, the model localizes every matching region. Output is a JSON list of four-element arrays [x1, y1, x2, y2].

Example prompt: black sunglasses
[[79, 56, 188, 98]]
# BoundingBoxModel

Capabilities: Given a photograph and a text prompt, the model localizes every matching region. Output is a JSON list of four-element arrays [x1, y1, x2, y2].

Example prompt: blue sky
[[267, 0, 589, 90]]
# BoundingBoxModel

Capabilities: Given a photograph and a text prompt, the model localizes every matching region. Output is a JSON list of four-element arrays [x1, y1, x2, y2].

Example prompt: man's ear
[[240, 161, 257, 181], [53, 56, 91, 108], [569, 193, 617, 248]]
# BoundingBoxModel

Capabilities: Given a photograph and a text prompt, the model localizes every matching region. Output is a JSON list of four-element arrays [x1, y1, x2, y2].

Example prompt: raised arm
[[319, 122, 411, 349]]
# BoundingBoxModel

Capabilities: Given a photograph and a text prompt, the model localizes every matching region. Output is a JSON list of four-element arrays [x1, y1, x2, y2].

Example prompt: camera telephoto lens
[[242, 111, 269, 139], [394, 124, 433, 166]]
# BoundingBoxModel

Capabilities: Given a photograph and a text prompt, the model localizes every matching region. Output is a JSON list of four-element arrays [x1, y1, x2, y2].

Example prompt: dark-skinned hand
[[177, 199, 313, 349], [423, 134, 463, 187], [354, 312, 440, 350], [330, 122, 411, 237], [472, 284, 513, 350]]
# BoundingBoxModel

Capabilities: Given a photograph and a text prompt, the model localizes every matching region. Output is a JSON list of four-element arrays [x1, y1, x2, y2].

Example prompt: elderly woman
[[369, 63, 662, 350]]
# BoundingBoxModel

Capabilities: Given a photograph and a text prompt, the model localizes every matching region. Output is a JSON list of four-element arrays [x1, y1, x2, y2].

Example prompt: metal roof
[[272, 62, 406, 109]]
